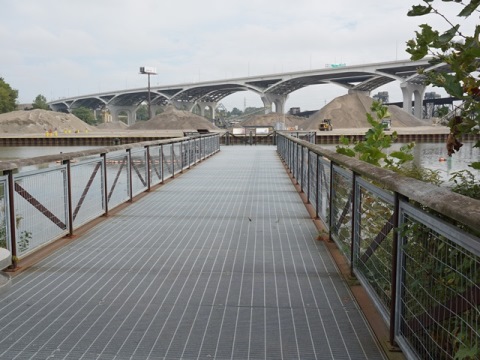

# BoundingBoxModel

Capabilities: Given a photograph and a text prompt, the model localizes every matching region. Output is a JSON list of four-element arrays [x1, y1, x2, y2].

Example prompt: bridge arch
[[48, 59, 447, 120]]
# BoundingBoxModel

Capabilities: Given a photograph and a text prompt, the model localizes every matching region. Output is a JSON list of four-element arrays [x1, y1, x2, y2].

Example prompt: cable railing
[[277, 132, 480, 360], [0, 134, 220, 266]]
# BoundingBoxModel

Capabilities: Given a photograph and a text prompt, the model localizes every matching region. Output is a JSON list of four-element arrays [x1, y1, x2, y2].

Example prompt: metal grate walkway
[[0, 146, 386, 360]]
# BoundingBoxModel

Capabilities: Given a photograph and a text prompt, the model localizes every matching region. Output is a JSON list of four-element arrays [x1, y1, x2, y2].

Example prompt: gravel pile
[[306, 92, 428, 130], [236, 113, 309, 130], [96, 121, 129, 130], [129, 105, 220, 131], [0, 109, 95, 134]]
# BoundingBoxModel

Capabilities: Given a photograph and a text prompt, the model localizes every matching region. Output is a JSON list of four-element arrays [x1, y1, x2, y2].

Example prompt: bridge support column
[[107, 105, 137, 126], [197, 102, 217, 119], [149, 105, 165, 117], [400, 82, 426, 119], [261, 94, 288, 114]]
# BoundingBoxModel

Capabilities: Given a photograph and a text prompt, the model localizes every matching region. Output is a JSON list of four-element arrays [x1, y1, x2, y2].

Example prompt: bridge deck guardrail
[[277, 132, 480, 360], [0, 134, 220, 266]]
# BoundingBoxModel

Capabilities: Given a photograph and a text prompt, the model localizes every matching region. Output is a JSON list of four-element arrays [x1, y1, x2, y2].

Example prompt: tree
[[229, 107, 243, 117], [406, 0, 480, 169], [0, 77, 18, 114], [72, 106, 96, 125], [337, 101, 416, 171], [32, 94, 50, 110], [136, 105, 149, 121]]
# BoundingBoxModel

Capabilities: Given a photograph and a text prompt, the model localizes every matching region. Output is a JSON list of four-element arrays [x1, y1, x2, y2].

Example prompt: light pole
[[139, 66, 157, 119]]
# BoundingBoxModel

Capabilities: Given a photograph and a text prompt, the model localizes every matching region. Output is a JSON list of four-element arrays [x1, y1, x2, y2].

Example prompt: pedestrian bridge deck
[[0, 146, 386, 360]]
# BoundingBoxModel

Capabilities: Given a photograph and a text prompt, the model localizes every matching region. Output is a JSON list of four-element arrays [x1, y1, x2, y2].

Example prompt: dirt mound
[[129, 105, 220, 131], [306, 93, 427, 130], [0, 109, 95, 134], [96, 121, 129, 130], [237, 113, 309, 130]]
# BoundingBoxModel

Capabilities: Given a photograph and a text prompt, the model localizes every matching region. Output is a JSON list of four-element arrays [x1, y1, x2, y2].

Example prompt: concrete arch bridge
[[48, 59, 448, 125]]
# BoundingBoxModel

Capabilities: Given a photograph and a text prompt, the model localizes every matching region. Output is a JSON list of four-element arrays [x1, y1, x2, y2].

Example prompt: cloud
[[0, 0, 467, 108]]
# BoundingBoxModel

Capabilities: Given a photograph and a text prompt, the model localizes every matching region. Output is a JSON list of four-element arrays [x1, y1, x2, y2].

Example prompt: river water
[[0, 141, 478, 184]]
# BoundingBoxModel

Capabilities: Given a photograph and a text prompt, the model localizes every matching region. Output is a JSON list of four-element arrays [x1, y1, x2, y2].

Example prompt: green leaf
[[390, 151, 414, 162], [407, 5, 432, 16], [458, 0, 480, 17], [338, 135, 350, 145], [469, 162, 480, 170], [336, 147, 356, 158], [441, 73, 465, 98], [437, 25, 460, 44]]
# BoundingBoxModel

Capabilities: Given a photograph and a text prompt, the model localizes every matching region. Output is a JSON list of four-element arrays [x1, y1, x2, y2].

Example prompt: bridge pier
[[261, 94, 288, 114], [107, 105, 137, 125], [196, 101, 217, 119], [401, 82, 426, 119]]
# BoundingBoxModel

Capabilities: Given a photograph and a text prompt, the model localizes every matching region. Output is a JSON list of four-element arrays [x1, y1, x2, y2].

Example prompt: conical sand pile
[[306, 93, 426, 130], [0, 109, 95, 133], [129, 105, 220, 131]]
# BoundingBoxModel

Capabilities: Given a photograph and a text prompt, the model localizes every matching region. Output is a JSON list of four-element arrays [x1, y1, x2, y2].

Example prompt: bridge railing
[[277, 133, 480, 360], [220, 130, 316, 146], [0, 133, 220, 265]]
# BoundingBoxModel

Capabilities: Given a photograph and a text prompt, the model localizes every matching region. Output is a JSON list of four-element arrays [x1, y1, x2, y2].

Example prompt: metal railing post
[[6, 171, 17, 269], [62, 159, 74, 236], [188, 140, 191, 169], [171, 143, 175, 178], [180, 141, 184, 173], [329, 161, 334, 239], [101, 153, 108, 216], [300, 145, 304, 192], [146, 146, 151, 191], [350, 171, 357, 277], [306, 150, 310, 203], [315, 153, 319, 219], [390, 192, 407, 347], [127, 149, 133, 202], [161, 145, 165, 183]]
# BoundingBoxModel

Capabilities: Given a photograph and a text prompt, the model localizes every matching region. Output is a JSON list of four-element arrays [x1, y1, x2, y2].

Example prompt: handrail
[[0, 135, 220, 172], [0, 133, 221, 268], [277, 132, 480, 360], [285, 133, 480, 232]]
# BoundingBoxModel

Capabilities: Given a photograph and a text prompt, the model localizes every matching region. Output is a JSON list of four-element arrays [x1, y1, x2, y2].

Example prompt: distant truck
[[319, 119, 333, 131]]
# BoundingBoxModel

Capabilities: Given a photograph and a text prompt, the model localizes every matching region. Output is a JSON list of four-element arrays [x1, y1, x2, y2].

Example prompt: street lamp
[[139, 66, 157, 119]]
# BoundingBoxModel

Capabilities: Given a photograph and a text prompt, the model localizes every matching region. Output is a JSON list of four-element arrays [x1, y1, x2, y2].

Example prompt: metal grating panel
[[0, 146, 385, 360]]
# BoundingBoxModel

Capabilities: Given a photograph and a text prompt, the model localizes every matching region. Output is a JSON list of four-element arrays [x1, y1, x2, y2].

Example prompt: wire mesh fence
[[106, 151, 130, 209], [276, 132, 480, 360], [330, 165, 353, 258], [397, 202, 480, 360], [0, 134, 220, 262], [149, 145, 163, 187], [173, 142, 183, 175], [0, 177, 9, 251], [317, 157, 330, 226], [130, 148, 148, 197], [70, 158, 105, 228], [13, 167, 69, 257], [354, 178, 395, 319]]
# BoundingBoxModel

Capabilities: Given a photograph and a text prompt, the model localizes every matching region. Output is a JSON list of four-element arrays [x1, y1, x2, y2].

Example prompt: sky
[[0, 0, 473, 112]]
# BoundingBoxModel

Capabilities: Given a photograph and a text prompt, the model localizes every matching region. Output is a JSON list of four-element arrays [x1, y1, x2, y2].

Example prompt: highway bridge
[[48, 58, 448, 125]]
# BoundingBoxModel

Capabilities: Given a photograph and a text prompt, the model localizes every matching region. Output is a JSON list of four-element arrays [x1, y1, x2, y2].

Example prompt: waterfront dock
[[0, 146, 387, 360]]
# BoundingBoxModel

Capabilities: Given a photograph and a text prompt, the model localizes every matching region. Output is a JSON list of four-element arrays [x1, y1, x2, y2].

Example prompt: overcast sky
[[0, 0, 472, 111]]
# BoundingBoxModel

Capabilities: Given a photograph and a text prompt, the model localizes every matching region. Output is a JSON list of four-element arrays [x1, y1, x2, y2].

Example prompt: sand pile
[[96, 121, 129, 130], [0, 109, 95, 134], [237, 113, 309, 130], [129, 105, 219, 131], [306, 93, 427, 130]]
